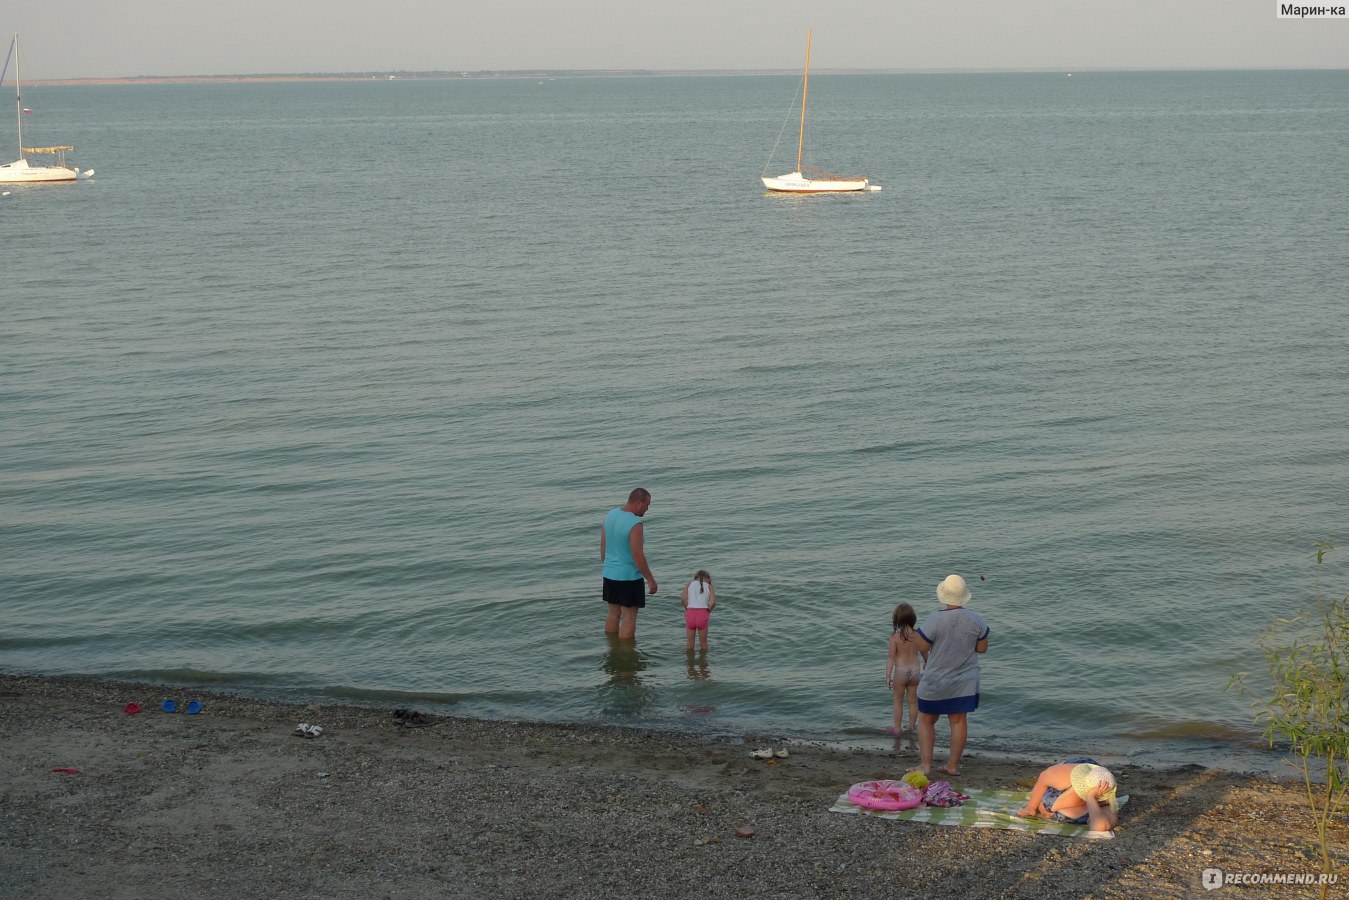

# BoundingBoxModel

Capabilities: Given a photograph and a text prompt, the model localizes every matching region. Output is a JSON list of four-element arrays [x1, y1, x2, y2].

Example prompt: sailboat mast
[[796, 29, 811, 173], [13, 34, 23, 161]]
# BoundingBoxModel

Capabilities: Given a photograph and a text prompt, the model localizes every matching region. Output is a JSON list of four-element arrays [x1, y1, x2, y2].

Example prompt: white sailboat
[[761, 29, 877, 194], [0, 33, 93, 184]]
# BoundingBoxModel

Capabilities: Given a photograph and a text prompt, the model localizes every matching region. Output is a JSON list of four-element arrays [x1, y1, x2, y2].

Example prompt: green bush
[[1231, 542, 1348, 897]]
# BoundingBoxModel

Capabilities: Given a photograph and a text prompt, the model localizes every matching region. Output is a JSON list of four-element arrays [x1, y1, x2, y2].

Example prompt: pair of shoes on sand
[[393, 708, 433, 728], [749, 748, 789, 760], [294, 723, 323, 738]]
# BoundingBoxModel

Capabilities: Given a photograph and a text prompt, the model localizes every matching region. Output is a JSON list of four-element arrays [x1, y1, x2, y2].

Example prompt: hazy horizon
[[20, 65, 1349, 84], [4, 0, 1347, 81]]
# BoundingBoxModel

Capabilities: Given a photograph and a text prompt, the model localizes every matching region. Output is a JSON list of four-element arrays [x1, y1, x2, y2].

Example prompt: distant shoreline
[[30, 70, 797, 86], [28, 65, 1349, 87]]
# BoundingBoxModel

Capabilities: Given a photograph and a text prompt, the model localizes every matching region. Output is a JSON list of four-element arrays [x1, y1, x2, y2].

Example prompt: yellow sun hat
[[1070, 763, 1118, 812]]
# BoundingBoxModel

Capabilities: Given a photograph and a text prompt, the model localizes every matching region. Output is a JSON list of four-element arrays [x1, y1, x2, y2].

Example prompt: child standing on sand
[[681, 570, 716, 653], [886, 602, 927, 735]]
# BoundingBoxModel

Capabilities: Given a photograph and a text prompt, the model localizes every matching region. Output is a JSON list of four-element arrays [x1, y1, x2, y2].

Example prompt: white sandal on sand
[[305, 725, 323, 738], [294, 723, 311, 736], [749, 749, 773, 760]]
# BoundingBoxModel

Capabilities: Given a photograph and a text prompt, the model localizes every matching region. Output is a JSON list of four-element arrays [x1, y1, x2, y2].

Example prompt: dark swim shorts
[[1040, 786, 1090, 825], [603, 577, 646, 609]]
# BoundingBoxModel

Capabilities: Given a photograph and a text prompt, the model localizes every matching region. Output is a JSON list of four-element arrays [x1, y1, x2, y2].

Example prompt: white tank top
[[686, 580, 711, 609]]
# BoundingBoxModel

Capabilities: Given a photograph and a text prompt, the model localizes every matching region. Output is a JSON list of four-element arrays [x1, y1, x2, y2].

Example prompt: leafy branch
[[1229, 542, 1347, 898]]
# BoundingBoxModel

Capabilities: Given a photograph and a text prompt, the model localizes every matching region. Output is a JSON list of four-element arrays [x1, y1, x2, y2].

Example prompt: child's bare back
[[890, 629, 924, 669], [889, 629, 925, 693]]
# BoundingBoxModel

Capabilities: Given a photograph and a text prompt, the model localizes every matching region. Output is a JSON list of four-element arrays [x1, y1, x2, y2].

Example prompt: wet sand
[[1, 673, 1342, 898]]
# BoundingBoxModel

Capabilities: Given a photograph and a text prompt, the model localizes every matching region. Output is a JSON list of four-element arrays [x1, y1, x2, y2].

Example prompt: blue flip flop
[[185, 700, 204, 715], [161, 699, 177, 713]]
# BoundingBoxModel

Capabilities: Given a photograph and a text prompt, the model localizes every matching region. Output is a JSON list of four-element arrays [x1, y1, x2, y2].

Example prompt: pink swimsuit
[[891, 663, 922, 687]]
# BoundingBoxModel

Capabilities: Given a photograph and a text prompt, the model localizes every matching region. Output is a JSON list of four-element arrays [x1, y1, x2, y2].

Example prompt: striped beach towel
[[830, 787, 1128, 840]]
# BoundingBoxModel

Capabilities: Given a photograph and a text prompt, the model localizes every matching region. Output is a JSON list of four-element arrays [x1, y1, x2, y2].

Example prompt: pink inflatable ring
[[847, 779, 924, 811]]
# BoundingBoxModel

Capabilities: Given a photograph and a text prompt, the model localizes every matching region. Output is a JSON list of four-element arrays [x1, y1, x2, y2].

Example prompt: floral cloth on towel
[[922, 781, 970, 807]]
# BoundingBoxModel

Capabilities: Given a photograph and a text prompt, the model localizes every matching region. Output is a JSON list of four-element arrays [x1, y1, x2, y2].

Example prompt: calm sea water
[[4, 71, 1347, 770]]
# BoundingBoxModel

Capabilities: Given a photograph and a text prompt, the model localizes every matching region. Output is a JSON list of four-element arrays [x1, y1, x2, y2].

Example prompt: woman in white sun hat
[[1016, 760, 1119, 832], [910, 573, 989, 777]]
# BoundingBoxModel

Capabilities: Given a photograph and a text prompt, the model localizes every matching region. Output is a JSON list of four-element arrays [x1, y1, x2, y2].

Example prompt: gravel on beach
[[1, 673, 1343, 899]]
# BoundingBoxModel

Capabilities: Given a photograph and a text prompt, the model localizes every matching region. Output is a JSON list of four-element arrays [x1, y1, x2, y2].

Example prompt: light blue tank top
[[602, 508, 643, 580]]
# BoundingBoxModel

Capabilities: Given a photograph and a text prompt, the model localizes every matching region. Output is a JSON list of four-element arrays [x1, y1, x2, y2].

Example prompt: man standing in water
[[600, 488, 657, 640]]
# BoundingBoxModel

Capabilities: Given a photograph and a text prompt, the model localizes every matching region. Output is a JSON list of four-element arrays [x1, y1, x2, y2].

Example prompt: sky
[[5, 0, 1347, 80]]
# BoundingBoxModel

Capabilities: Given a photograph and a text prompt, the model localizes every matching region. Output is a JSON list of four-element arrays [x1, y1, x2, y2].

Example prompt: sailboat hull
[[761, 171, 870, 193], [0, 158, 80, 183]]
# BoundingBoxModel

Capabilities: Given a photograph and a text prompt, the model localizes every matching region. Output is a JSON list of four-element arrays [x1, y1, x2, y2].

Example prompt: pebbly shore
[[0, 673, 1342, 899]]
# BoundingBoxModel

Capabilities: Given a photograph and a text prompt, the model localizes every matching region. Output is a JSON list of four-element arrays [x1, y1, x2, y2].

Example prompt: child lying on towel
[[1016, 759, 1119, 833]]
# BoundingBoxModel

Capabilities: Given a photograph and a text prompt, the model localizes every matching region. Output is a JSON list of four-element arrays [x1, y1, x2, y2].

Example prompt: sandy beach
[[0, 673, 1341, 899]]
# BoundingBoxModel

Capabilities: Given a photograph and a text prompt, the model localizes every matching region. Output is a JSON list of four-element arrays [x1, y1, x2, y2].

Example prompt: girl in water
[[681, 570, 716, 653], [886, 602, 927, 735]]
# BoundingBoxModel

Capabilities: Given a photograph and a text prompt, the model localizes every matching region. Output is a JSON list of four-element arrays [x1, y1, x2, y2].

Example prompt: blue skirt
[[917, 692, 979, 715]]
